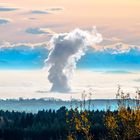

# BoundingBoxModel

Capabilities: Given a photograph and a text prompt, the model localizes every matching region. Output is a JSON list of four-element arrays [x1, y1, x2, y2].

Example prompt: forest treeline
[[0, 107, 113, 140], [0, 105, 139, 140]]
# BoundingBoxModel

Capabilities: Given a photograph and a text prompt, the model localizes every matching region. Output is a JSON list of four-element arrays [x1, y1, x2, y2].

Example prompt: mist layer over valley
[[0, 69, 139, 100]]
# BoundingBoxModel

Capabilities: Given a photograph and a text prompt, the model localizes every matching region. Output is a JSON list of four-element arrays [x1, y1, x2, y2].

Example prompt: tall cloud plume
[[45, 28, 102, 92]]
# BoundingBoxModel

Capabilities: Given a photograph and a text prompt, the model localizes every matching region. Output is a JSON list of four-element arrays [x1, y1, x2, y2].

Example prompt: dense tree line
[[0, 107, 107, 140], [0, 106, 139, 140]]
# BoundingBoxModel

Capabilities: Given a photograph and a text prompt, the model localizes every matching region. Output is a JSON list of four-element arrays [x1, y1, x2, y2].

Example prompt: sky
[[0, 0, 140, 99], [0, 0, 140, 69]]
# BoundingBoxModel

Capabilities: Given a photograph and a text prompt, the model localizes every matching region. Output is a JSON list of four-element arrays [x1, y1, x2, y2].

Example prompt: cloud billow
[[30, 7, 63, 15], [47, 7, 64, 12], [26, 27, 55, 35], [45, 28, 102, 92], [0, 19, 10, 25], [0, 7, 17, 12], [31, 10, 50, 14]]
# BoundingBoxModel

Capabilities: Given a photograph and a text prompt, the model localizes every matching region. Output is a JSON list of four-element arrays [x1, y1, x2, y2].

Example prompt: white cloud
[[0, 42, 48, 49], [0, 6, 18, 12], [47, 7, 64, 12], [92, 42, 140, 54], [0, 19, 10, 25], [30, 7, 64, 15], [30, 10, 50, 14], [25, 28, 56, 35]]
